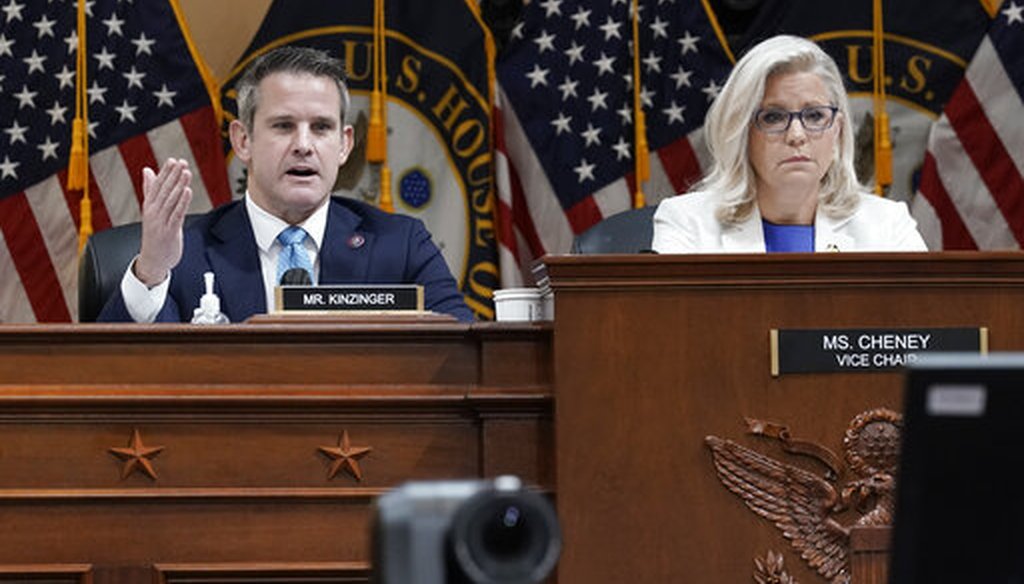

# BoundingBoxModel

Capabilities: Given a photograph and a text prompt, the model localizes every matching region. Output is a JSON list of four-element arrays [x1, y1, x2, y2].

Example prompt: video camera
[[372, 476, 561, 584]]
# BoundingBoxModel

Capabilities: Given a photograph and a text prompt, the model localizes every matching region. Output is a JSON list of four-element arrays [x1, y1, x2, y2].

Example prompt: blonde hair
[[694, 35, 861, 224]]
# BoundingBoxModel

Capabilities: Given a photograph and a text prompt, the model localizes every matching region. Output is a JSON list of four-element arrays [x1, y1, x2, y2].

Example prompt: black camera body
[[372, 476, 561, 584]]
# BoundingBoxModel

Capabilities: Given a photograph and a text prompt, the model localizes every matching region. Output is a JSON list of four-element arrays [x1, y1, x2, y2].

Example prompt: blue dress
[[762, 219, 815, 253]]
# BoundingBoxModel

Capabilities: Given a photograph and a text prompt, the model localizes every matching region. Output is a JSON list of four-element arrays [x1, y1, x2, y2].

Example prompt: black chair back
[[78, 216, 199, 322], [78, 222, 143, 322], [570, 206, 656, 254]]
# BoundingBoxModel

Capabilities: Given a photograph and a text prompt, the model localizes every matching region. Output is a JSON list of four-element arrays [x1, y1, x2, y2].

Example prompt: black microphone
[[280, 267, 312, 285]]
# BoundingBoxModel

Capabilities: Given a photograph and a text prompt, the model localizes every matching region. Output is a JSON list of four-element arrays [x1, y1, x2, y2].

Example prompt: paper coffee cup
[[541, 293, 554, 320], [494, 288, 543, 322]]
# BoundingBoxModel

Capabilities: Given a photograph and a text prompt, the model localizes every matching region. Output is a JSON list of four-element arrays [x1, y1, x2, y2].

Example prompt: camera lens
[[481, 504, 531, 560], [450, 489, 561, 584]]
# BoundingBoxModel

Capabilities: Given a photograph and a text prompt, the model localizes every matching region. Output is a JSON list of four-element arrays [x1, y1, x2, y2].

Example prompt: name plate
[[274, 284, 424, 313], [770, 327, 988, 376]]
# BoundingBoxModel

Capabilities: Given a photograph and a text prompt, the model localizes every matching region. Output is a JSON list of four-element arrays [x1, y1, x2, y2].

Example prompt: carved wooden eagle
[[705, 408, 902, 584]]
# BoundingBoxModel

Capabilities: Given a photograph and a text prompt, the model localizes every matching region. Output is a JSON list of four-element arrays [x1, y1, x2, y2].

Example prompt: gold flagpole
[[368, 0, 393, 212], [872, 0, 892, 196], [630, 0, 648, 208], [69, 0, 93, 250]]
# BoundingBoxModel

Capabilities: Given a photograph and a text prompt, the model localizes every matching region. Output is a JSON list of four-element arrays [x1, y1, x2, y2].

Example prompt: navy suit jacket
[[98, 196, 473, 322]]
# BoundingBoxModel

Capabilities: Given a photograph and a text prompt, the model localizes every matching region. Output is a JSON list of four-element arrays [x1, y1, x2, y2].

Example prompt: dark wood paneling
[[850, 527, 892, 584], [0, 564, 92, 583], [544, 252, 1024, 584], [0, 323, 552, 584], [154, 562, 369, 583]]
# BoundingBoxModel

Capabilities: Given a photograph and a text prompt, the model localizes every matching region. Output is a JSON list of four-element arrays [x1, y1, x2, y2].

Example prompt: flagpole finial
[[872, 0, 891, 196], [631, 0, 649, 209], [368, 0, 390, 212]]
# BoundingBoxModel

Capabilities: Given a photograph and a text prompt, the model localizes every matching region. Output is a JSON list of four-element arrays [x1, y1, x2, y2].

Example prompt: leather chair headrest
[[570, 206, 656, 254]]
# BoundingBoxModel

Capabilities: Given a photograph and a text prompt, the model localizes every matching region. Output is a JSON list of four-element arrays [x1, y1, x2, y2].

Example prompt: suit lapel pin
[[348, 233, 366, 249]]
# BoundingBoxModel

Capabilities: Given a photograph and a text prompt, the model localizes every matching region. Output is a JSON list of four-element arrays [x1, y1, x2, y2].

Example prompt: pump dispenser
[[191, 271, 229, 324]]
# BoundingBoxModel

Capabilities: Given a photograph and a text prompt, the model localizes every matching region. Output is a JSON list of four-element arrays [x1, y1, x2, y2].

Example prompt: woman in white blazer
[[652, 35, 927, 254]]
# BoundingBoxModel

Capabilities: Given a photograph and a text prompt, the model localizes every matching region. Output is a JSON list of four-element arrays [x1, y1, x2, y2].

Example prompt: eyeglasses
[[752, 105, 839, 134]]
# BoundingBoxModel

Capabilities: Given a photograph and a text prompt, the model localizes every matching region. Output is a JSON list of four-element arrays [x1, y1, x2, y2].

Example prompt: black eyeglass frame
[[751, 105, 840, 134]]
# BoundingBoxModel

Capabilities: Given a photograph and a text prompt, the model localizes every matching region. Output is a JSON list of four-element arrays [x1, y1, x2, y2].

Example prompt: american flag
[[494, 0, 733, 283], [912, 0, 1024, 249], [0, 0, 230, 323]]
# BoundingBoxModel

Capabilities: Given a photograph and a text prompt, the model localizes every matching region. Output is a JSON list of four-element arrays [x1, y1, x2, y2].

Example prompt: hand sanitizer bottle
[[191, 271, 229, 324]]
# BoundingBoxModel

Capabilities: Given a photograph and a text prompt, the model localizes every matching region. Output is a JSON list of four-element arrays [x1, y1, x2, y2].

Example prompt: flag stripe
[[493, 151, 522, 266], [496, 239, 525, 287], [493, 147, 544, 259], [25, 179, 80, 319], [914, 9, 1024, 252], [646, 150, 681, 206], [508, 162, 547, 258], [565, 194, 604, 234], [493, 107, 530, 269], [496, 90, 575, 254], [592, 178, 632, 220], [917, 151, 978, 249], [927, 111, 1018, 249], [90, 148, 141, 226], [0, 235, 35, 323], [86, 171, 114, 233], [0, 193, 71, 322], [945, 81, 1024, 245], [624, 173, 638, 202], [967, 38, 1024, 181], [495, 195, 521, 259], [180, 106, 231, 208], [57, 170, 114, 236], [495, 139, 545, 266], [658, 135, 703, 195], [118, 134, 159, 208], [148, 118, 214, 215]]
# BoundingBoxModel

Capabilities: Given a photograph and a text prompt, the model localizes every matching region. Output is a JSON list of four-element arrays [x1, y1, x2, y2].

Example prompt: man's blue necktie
[[276, 226, 314, 284]]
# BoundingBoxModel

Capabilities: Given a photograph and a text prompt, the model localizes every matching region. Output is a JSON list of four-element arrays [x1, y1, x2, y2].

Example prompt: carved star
[[318, 430, 372, 481], [109, 428, 164, 480]]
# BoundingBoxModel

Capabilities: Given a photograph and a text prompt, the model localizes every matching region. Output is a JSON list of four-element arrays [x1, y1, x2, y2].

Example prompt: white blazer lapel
[[721, 211, 766, 252], [814, 207, 854, 252]]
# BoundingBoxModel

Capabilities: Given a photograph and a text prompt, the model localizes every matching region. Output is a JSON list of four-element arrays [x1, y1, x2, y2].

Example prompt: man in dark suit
[[99, 46, 471, 323]]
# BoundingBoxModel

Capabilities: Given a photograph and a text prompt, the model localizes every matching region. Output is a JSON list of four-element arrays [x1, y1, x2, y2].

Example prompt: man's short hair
[[235, 46, 351, 133]]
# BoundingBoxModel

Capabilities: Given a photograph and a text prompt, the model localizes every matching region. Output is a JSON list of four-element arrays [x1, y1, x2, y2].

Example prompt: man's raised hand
[[134, 158, 193, 287]]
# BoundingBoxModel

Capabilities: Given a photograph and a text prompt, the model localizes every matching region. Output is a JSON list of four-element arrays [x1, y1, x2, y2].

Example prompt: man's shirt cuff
[[120, 256, 170, 323]]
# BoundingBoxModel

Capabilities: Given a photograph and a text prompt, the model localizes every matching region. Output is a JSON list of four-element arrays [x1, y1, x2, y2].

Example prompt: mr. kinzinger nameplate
[[275, 284, 424, 313]]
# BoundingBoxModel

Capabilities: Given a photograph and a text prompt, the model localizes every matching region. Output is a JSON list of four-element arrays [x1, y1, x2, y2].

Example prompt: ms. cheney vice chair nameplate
[[769, 327, 988, 376], [275, 284, 424, 313]]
